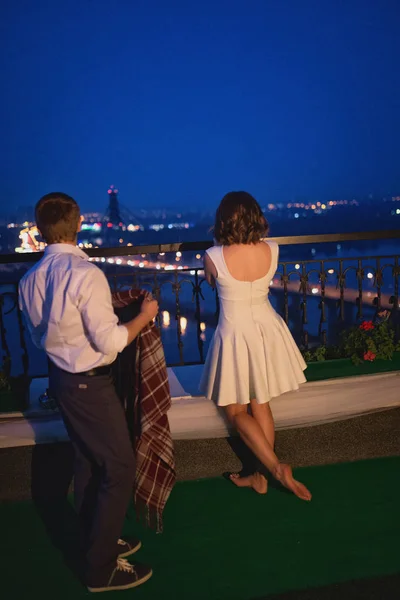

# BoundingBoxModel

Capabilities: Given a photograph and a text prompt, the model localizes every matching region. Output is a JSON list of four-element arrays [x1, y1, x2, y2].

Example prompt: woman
[[200, 191, 311, 501]]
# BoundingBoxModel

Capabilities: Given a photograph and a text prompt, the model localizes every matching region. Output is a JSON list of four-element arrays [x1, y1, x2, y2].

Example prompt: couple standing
[[19, 191, 311, 593]]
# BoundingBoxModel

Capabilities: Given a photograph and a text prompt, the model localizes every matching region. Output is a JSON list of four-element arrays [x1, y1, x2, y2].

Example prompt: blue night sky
[[1, 0, 400, 212]]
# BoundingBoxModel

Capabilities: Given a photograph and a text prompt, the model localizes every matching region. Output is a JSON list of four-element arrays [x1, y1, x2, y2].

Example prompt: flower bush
[[302, 309, 400, 365], [341, 310, 399, 365]]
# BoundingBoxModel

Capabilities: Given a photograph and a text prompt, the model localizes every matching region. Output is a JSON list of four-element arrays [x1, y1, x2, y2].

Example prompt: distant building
[[103, 186, 123, 228]]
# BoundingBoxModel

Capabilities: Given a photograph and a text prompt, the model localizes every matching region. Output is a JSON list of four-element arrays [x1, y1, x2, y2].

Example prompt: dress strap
[[264, 240, 279, 270], [205, 245, 229, 279]]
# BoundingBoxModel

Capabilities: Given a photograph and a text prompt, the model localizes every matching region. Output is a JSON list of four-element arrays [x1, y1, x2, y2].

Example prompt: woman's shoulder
[[261, 239, 279, 263], [262, 238, 278, 248], [262, 239, 279, 254], [205, 244, 222, 258]]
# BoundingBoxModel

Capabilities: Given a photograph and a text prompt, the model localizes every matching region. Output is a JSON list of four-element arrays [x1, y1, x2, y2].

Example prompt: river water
[[1, 239, 398, 378]]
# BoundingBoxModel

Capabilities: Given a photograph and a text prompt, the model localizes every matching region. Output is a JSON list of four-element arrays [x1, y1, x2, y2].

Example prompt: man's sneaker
[[117, 537, 142, 558], [87, 558, 152, 593]]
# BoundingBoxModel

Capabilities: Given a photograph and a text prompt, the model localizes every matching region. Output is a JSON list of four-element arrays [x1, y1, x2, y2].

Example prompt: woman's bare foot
[[229, 472, 268, 494], [274, 463, 312, 501]]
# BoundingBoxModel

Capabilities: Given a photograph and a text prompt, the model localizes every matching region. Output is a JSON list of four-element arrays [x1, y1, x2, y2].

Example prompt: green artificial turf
[[1, 457, 400, 599]]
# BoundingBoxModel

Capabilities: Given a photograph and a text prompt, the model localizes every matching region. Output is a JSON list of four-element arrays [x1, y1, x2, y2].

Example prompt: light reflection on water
[[162, 310, 205, 339]]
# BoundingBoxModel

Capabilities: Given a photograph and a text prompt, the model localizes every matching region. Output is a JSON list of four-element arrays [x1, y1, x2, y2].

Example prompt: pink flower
[[363, 351, 376, 362], [359, 321, 374, 331]]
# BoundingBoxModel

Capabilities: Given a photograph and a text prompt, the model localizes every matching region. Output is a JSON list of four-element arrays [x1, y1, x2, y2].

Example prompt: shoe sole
[[118, 540, 142, 558], [87, 569, 153, 593]]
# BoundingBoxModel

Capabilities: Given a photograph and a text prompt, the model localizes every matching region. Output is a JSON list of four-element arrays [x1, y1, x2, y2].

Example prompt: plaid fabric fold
[[112, 288, 176, 532]]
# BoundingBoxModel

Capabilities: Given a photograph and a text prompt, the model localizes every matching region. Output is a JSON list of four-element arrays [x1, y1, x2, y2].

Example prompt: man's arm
[[18, 280, 43, 349], [77, 267, 158, 354]]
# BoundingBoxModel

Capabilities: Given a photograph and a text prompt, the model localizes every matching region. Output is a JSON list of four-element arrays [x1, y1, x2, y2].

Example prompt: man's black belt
[[75, 365, 113, 377], [52, 364, 113, 377], [48, 360, 114, 377]]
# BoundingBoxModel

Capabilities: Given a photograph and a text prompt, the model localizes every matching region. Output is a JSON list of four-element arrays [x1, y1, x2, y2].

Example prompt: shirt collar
[[44, 243, 89, 260]]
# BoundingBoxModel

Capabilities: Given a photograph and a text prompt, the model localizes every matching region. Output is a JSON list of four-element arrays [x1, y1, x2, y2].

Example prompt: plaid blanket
[[112, 288, 176, 532]]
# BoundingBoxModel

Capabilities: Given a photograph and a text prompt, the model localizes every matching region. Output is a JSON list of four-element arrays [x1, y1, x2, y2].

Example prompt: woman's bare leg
[[250, 400, 275, 448], [225, 404, 311, 501], [230, 401, 276, 493]]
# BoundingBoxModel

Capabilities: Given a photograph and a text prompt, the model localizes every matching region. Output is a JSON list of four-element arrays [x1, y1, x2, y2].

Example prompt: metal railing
[[0, 230, 399, 387], [1, 228, 400, 263]]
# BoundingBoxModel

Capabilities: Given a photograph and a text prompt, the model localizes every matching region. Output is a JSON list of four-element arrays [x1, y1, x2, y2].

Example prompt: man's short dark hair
[[35, 192, 80, 244]]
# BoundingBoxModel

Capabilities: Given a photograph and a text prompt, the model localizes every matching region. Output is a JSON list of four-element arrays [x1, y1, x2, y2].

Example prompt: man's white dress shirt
[[18, 244, 128, 373]]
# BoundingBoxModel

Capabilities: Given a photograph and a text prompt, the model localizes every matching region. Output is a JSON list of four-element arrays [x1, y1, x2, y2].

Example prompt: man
[[19, 192, 158, 593]]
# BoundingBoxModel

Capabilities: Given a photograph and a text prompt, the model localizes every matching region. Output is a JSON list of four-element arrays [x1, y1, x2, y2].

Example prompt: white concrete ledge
[[0, 366, 399, 448]]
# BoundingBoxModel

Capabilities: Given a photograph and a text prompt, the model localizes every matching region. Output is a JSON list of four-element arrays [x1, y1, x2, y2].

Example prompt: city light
[[295, 264, 300, 270], [162, 311, 170, 327], [311, 287, 319, 294], [17, 225, 42, 253], [200, 322, 206, 332], [81, 223, 101, 232], [180, 317, 188, 333], [367, 272, 374, 279]]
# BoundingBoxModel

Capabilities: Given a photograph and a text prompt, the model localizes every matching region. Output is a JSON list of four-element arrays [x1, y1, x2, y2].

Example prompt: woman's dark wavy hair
[[213, 191, 269, 245]]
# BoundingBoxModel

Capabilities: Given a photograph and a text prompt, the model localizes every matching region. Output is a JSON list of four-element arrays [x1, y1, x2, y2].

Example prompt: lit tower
[[106, 185, 122, 227]]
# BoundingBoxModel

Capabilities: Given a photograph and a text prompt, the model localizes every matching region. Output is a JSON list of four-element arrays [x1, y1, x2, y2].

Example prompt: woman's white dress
[[199, 242, 307, 406]]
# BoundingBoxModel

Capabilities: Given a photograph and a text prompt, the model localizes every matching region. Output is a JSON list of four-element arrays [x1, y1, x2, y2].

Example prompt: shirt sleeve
[[18, 279, 43, 349], [77, 266, 128, 355]]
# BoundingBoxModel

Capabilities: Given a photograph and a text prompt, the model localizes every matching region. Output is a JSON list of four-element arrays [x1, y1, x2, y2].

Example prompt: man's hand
[[122, 298, 159, 346], [140, 298, 159, 321]]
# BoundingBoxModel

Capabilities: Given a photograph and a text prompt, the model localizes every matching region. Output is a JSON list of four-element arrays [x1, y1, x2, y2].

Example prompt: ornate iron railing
[[0, 230, 399, 390]]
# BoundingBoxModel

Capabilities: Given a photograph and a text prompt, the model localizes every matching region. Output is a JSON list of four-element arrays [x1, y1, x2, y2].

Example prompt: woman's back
[[222, 242, 273, 282], [205, 241, 278, 311]]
